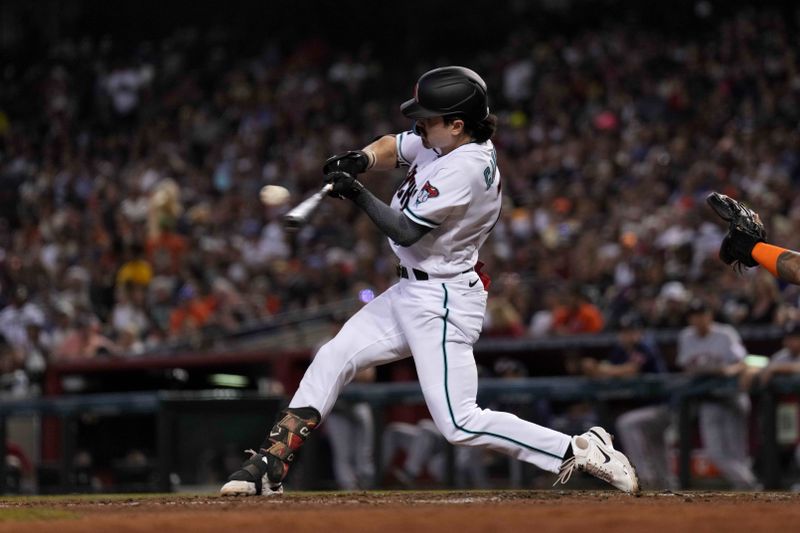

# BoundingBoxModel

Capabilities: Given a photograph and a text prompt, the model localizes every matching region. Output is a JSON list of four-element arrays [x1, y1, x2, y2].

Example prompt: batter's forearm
[[353, 189, 430, 246], [362, 135, 398, 171]]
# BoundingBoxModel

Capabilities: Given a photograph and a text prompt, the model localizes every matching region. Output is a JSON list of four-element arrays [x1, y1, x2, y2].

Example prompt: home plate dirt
[[0, 491, 797, 533]]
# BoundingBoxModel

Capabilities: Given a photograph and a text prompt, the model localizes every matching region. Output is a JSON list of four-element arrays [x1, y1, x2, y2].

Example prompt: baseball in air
[[260, 185, 290, 206]]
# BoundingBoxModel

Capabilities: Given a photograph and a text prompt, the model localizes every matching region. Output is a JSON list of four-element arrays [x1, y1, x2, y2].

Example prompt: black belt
[[397, 265, 473, 281]]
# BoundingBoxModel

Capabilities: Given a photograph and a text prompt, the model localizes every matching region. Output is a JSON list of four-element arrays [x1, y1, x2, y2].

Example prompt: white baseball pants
[[289, 276, 571, 473]]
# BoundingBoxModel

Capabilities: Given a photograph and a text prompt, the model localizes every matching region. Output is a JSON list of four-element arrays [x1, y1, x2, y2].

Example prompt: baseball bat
[[284, 183, 333, 230]]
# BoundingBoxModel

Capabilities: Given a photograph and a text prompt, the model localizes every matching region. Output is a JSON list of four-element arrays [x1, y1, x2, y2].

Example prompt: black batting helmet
[[400, 66, 490, 122]]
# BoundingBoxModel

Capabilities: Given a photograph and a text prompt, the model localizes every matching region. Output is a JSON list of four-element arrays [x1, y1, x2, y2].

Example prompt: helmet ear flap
[[412, 121, 421, 136]]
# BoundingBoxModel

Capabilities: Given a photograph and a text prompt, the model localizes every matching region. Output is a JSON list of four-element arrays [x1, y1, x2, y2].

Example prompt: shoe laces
[[553, 456, 577, 486], [553, 453, 615, 486]]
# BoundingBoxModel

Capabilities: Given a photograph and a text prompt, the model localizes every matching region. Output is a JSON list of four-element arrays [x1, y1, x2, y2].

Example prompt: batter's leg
[[396, 281, 639, 493], [221, 284, 410, 496], [397, 282, 570, 473], [290, 285, 410, 416]]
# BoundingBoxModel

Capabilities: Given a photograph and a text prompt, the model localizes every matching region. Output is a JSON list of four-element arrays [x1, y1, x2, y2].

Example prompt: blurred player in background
[[760, 323, 800, 384], [583, 312, 675, 490], [759, 322, 800, 490], [677, 299, 760, 490], [324, 366, 376, 490]]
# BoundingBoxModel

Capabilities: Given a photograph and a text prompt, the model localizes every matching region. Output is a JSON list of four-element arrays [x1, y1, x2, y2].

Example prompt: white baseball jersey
[[390, 130, 501, 276], [289, 127, 572, 479]]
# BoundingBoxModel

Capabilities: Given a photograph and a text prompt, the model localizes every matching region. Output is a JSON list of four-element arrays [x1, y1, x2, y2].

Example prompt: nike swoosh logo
[[469, 279, 479, 288]]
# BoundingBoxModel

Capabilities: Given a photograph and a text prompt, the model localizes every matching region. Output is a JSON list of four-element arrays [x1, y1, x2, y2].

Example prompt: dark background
[[3, 0, 797, 61]]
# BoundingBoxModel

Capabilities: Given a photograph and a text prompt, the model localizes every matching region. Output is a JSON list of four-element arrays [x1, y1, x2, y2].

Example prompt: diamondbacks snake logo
[[415, 181, 439, 206]]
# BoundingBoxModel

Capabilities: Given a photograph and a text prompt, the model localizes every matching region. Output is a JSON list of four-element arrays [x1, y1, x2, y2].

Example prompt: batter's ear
[[450, 118, 465, 135]]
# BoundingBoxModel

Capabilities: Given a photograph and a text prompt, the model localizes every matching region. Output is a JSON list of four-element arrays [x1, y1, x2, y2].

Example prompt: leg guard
[[259, 406, 321, 485]]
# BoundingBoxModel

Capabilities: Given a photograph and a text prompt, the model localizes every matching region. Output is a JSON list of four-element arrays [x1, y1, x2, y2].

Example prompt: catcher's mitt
[[706, 192, 766, 269]]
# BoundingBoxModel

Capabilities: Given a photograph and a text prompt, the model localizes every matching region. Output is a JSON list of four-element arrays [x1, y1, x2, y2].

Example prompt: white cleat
[[220, 479, 284, 497], [219, 449, 284, 497], [555, 426, 640, 494]]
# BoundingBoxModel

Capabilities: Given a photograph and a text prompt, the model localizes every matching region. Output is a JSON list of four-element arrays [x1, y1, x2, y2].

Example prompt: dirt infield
[[0, 490, 798, 533]]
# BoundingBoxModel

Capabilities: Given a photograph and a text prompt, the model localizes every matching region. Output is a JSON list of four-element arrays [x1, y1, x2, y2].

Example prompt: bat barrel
[[283, 184, 333, 230], [284, 213, 306, 230]]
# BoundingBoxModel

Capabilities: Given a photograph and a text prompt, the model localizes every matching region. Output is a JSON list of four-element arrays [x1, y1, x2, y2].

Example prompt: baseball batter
[[220, 66, 639, 496]]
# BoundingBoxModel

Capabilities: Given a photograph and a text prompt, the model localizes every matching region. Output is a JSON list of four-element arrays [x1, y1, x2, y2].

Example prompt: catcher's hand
[[706, 192, 766, 269]]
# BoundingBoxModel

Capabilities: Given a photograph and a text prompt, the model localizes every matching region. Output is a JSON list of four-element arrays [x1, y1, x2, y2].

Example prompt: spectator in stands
[[744, 271, 781, 325], [550, 285, 604, 335], [208, 278, 252, 333], [53, 314, 119, 361], [116, 243, 153, 288], [147, 276, 175, 335], [528, 287, 559, 337], [146, 179, 186, 274], [484, 273, 526, 337], [111, 282, 151, 340], [20, 308, 48, 391], [0, 333, 22, 393], [61, 267, 93, 315], [103, 61, 146, 122], [651, 281, 692, 329], [677, 299, 760, 490], [0, 5, 798, 357], [116, 324, 146, 356], [759, 322, 800, 385], [583, 312, 675, 489], [0, 286, 40, 353], [168, 283, 216, 340]]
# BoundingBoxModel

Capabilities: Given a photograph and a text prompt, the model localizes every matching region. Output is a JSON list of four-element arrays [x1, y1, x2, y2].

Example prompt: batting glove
[[324, 170, 365, 200], [322, 151, 371, 176]]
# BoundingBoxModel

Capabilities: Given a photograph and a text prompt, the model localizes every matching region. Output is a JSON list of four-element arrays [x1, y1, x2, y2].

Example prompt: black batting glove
[[719, 228, 762, 268], [324, 170, 366, 200], [323, 151, 371, 176]]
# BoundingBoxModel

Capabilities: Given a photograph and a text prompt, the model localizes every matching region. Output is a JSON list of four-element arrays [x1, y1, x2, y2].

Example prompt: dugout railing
[[2, 375, 800, 493]]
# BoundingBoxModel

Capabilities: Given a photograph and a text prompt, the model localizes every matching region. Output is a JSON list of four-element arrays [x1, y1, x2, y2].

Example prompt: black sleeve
[[353, 189, 431, 246]]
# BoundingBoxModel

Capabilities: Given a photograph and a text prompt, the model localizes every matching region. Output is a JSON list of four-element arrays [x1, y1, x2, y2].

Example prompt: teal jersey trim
[[397, 131, 410, 166], [403, 206, 439, 228], [440, 283, 563, 460]]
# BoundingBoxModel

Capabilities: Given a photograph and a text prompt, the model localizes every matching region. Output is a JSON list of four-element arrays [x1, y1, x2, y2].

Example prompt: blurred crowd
[[0, 6, 800, 392]]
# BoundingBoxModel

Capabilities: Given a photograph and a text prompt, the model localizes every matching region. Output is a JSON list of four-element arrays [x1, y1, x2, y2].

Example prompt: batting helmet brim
[[400, 98, 448, 119]]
